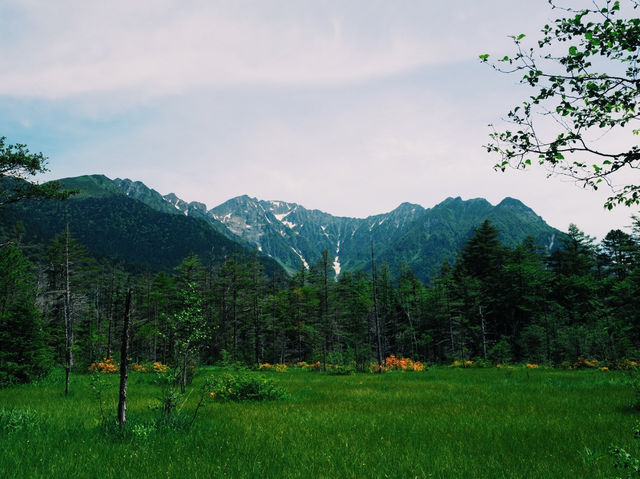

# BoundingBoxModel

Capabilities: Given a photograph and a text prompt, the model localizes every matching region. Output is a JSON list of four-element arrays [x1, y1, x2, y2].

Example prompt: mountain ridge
[[50, 175, 561, 282]]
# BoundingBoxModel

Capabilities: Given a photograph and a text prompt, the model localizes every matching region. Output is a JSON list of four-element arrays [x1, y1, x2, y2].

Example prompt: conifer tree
[[0, 244, 50, 385]]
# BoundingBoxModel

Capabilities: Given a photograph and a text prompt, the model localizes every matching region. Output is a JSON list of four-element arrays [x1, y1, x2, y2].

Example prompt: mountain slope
[[375, 197, 558, 280], [208, 194, 559, 281], [14, 175, 561, 282], [0, 178, 285, 276], [57, 175, 240, 242]]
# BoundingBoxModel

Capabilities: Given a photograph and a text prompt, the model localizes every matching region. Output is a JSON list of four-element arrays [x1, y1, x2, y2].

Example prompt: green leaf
[[555, 153, 565, 160], [479, 54, 490, 61], [517, 34, 526, 41], [569, 46, 578, 56]]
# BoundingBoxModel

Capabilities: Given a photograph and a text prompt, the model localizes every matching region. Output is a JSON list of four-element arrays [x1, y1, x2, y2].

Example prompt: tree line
[[2, 216, 639, 386]]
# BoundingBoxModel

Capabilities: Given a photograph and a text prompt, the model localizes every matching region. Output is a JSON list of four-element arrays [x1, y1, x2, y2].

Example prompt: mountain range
[[0, 174, 561, 282]]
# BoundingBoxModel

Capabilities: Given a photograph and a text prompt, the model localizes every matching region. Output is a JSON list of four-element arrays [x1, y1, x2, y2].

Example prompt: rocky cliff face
[[209, 194, 559, 281]]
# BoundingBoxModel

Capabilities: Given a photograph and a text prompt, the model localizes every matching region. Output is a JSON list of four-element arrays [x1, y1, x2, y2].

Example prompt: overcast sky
[[1, 0, 637, 240]]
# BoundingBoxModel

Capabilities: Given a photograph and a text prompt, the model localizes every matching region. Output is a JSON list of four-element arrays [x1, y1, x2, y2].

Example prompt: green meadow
[[0, 367, 636, 478]]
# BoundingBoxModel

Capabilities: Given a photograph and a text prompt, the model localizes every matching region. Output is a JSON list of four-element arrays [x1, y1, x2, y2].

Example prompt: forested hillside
[[0, 178, 283, 276], [2, 193, 637, 385], [48, 174, 561, 282]]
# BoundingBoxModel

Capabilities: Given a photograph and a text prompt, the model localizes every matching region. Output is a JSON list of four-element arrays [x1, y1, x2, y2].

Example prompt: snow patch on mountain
[[333, 241, 341, 276], [292, 248, 309, 269], [282, 219, 297, 229]]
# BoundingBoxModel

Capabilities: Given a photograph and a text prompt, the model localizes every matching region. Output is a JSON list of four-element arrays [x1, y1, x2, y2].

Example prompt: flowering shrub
[[496, 363, 514, 369], [449, 359, 473, 368], [574, 356, 600, 369], [291, 361, 324, 371], [88, 357, 118, 374], [259, 363, 288, 372], [131, 362, 169, 373], [154, 362, 169, 373], [207, 372, 287, 401], [381, 355, 425, 372], [618, 359, 639, 370]]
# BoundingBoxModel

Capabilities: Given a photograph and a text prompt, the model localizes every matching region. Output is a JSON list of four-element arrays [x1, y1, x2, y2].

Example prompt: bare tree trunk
[[321, 249, 330, 371], [94, 282, 101, 361], [479, 306, 487, 360], [371, 242, 383, 367], [253, 264, 261, 366], [64, 226, 73, 395], [118, 288, 132, 427], [153, 303, 158, 363], [107, 273, 115, 359], [232, 263, 238, 360]]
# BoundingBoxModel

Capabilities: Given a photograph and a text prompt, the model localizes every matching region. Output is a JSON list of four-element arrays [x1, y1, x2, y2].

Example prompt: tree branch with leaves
[[481, 0, 640, 209], [0, 136, 74, 207]]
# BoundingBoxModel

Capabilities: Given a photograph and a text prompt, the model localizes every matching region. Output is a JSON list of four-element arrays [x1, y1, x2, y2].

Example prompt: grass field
[[0, 367, 636, 478]]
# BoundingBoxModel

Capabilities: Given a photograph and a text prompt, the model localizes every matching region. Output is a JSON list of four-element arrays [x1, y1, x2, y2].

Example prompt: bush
[[88, 357, 118, 374], [610, 421, 640, 478], [325, 364, 354, 376], [207, 372, 287, 401], [0, 408, 40, 433], [99, 413, 191, 440], [132, 362, 169, 373]]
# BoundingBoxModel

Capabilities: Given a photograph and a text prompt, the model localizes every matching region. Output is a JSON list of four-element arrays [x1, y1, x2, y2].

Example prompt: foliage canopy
[[482, 0, 640, 209], [0, 136, 72, 207]]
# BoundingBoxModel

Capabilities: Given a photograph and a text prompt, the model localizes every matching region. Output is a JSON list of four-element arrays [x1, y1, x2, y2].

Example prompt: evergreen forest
[[2, 212, 639, 386]]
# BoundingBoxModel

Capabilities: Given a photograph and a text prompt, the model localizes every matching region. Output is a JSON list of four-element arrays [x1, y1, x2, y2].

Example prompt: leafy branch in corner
[[480, 0, 640, 209]]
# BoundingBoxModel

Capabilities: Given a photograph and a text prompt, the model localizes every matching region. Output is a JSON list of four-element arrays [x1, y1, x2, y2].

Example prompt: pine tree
[[0, 244, 50, 385]]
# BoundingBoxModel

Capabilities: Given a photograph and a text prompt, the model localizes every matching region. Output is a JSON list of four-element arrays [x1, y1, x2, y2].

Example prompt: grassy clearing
[[0, 367, 636, 478]]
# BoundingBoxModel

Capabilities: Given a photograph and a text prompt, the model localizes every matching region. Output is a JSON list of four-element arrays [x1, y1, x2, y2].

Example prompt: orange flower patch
[[382, 355, 425, 372], [88, 357, 118, 374]]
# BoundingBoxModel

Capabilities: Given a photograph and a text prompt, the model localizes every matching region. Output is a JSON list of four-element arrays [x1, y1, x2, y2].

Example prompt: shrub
[[259, 363, 288, 372], [131, 362, 169, 373], [297, 361, 323, 371], [449, 359, 474, 369], [0, 408, 40, 433], [382, 355, 425, 372], [574, 356, 600, 369], [207, 372, 287, 401], [88, 357, 118, 374], [99, 414, 191, 439], [610, 421, 640, 478], [325, 364, 354, 376]]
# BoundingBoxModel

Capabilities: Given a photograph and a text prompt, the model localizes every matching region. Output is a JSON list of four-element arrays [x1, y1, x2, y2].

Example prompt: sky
[[1, 0, 638, 240]]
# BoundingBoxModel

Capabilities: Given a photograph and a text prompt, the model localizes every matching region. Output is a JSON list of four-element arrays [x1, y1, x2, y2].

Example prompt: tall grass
[[0, 367, 635, 478]]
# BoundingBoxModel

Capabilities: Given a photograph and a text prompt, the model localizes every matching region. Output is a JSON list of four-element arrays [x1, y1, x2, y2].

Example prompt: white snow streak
[[333, 240, 341, 276], [281, 220, 297, 229], [292, 248, 309, 269]]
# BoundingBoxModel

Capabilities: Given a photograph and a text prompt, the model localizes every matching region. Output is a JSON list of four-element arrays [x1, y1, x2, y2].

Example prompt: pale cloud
[[0, 0, 548, 99], [2, 0, 635, 241]]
